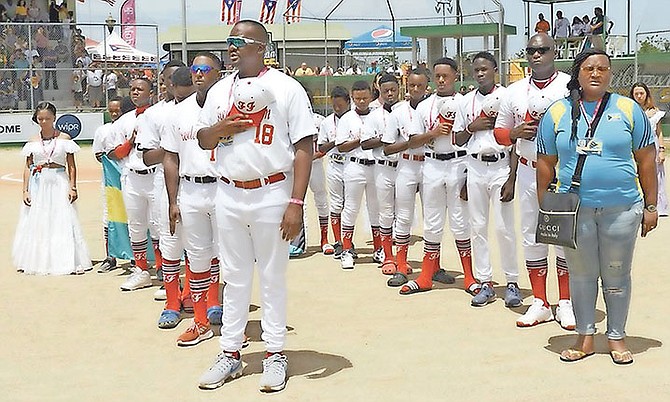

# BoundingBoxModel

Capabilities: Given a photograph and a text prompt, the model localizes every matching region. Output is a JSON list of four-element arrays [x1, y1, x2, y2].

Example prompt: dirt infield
[[1, 145, 669, 401]]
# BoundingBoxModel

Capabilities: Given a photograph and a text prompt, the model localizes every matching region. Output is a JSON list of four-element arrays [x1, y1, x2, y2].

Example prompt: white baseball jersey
[[161, 93, 220, 178], [197, 68, 316, 181], [495, 71, 570, 162], [453, 86, 509, 155], [381, 100, 424, 156], [136, 100, 176, 151], [416, 92, 465, 153], [108, 110, 148, 172], [312, 113, 325, 157], [362, 105, 399, 162], [91, 122, 114, 155], [318, 112, 346, 162], [335, 110, 376, 160]]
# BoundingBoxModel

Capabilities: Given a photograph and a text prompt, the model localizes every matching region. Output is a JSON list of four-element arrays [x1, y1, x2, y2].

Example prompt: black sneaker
[[333, 242, 343, 259], [97, 257, 117, 273]]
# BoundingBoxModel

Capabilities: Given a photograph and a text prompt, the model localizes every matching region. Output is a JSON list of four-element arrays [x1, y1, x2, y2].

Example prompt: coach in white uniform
[[494, 33, 575, 329], [196, 20, 314, 393], [453, 52, 521, 307]]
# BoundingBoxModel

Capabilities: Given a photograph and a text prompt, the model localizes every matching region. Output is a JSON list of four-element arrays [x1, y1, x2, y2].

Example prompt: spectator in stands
[[27, 0, 41, 22], [553, 10, 570, 38], [86, 63, 103, 108], [320, 62, 333, 76], [294, 62, 314, 76], [15, 1, 28, 22], [333, 67, 344, 76], [0, 71, 18, 109], [24, 67, 43, 109], [42, 44, 58, 90], [590, 7, 606, 50], [4, 27, 17, 50], [535, 13, 550, 34], [345, 63, 361, 75], [582, 15, 592, 35], [571, 16, 585, 37], [0, 4, 9, 22], [34, 26, 49, 59], [116, 69, 130, 97], [72, 60, 84, 111], [105, 69, 117, 99], [59, 1, 68, 22], [366, 60, 381, 74], [49, 0, 59, 22]]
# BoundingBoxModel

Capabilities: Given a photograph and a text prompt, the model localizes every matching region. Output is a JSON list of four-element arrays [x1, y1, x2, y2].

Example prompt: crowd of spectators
[[535, 7, 613, 51]]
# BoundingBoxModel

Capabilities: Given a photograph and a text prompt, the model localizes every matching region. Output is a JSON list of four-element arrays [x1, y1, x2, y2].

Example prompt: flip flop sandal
[[559, 348, 595, 362], [466, 283, 482, 296], [610, 350, 634, 366], [158, 309, 181, 330], [381, 261, 397, 275], [207, 306, 223, 326], [387, 272, 408, 287], [432, 268, 455, 284], [399, 280, 431, 295]]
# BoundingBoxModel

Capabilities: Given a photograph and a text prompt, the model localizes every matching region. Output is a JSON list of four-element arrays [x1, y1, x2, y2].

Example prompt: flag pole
[[181, 0, 188, 63]]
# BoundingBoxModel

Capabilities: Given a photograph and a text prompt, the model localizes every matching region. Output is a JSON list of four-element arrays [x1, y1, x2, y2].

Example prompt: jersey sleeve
[[195, 80, 228, 134], [285, 81, 318, 145], [91, 125, 106, 154], [135, 109, 161, 150], [632, 102, 655, 150], [360, 112, 381, 142], [536, 108, 558, 156], [494, 90, 515, 130], [452, 94, 469, 133], [160, 113, 180, 153], [335, 115, 350, 145], [317, 118, 329, 145]]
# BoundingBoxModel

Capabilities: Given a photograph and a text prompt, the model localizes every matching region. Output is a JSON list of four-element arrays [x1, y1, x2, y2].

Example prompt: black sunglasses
[[526, 46, 552, 55]]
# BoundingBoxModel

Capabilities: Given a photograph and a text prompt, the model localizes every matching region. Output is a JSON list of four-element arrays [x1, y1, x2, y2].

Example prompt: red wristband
[[289, 198, 304, 207]]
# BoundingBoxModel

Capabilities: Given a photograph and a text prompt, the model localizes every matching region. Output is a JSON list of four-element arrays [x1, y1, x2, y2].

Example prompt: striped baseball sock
[[330, 213, 342, 243], [395, 233, 411, 275], [207, 258, 221, 309], [190, 270, 211, 325], [371, 226, 382, 250], [319, 216, 329, 246], [131, 239, 148, 270], [415, 241, 440, 289], [162, 258, 181, 311], [182, 256, 192, 299], [151, 238, 162, 272], [556, 256, 570, 300], [455, 239, 475, 290], [380, 226, 394, 263], [342, 224, 354, 250], [527, 258, 549, 307]]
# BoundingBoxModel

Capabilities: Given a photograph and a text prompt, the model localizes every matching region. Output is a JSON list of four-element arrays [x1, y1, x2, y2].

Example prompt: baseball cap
[[227, 77, 275, 127]]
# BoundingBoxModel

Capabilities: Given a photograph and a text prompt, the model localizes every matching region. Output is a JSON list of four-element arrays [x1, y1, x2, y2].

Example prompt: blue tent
[[344, 25, 412, 51]]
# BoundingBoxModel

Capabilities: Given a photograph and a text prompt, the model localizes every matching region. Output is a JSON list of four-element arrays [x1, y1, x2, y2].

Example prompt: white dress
[[649, 110, 668, 216], [12, 137, 92, 275]]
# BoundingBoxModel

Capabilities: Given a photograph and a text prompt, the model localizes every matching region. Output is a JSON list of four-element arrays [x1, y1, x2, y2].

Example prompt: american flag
[[285, 0, 302, 24], [259, 0, 278, 24], [221, 0, 242, 25]]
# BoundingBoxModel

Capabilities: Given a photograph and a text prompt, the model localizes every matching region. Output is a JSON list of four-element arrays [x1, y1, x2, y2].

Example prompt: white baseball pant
[[121, 171, 161, 243], [178, 180, 218, 274], [327, 158, 345, 215], [341, 161, 379, 230], [309, 158, 329, 218], [216, 178, 291, 353], [375, 162, 397, 230], [394, 158, 423, 239], [467, 157, 519, 283]]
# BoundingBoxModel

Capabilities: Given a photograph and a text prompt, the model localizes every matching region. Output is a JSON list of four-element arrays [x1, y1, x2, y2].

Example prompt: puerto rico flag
[[260, 0, 278, 24], [285, 0, 302, 24], [221, 0, 242, 25]]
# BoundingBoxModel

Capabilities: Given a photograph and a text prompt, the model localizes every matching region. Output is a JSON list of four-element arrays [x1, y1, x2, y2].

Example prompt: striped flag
[[77, 0, 116, 4], [285, 0, 302, 24], [221, 0, 242, 25], [260, 0, 278, 24]]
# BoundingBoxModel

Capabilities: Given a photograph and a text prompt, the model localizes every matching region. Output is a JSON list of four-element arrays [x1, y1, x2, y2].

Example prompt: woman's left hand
[[641, 209, 658, 237], [68, 188, 78, 203]]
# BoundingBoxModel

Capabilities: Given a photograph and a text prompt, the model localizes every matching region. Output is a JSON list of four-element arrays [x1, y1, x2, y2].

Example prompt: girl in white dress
[[631, 83, 668, 216], [12, 102, 92, 275]]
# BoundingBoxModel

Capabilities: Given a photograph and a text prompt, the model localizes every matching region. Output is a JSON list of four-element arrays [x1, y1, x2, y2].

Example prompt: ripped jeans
[[563, 201, 643, 340]]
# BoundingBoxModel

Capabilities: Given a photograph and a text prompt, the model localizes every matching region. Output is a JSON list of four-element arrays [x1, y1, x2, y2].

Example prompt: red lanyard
[[471, 85, 497, 121], [578, 98, 604, 137], [529, 70, 558, 91]]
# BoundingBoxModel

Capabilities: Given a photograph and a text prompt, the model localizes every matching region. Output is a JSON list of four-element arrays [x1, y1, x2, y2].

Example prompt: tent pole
[[386, 0, 396, 72], [627, 0, 630, 54], [181, 0, 188, 63], [324, 19, 328, 108]]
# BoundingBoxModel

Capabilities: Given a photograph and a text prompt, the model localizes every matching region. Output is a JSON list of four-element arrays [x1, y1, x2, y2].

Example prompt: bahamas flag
[[101, 156, 155, 261]]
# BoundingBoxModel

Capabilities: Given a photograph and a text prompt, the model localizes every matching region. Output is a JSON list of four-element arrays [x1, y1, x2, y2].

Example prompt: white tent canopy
[[86, 32, 157, 64]]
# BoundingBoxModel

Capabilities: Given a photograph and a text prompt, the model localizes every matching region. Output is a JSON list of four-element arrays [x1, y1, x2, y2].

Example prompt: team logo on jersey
[[607, 113, 621, 121]]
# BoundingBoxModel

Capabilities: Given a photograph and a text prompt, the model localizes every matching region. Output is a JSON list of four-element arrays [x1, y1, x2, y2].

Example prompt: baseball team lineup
[[12, 18, 661, 394]]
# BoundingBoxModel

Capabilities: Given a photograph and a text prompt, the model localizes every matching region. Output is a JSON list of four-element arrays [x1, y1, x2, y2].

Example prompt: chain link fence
[[0, 22, 158, 113]]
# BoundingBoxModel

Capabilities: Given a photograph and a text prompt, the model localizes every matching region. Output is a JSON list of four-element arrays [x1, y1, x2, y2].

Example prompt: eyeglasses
[[526, 46, 552, 55], [226, 36, 266, 48], [190, 64, 214, 74], [580, 65, 611, 73]]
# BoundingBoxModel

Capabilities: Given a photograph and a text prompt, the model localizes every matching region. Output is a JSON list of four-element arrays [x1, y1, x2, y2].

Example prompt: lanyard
[[528, 70, 558, 92], [471, 85, 497, 121], [578, 98, 604, 138]]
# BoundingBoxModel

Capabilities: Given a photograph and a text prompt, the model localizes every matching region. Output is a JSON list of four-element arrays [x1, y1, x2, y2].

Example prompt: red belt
[[220, 172, 286, 190], [519, 156, 537, 169], [402, 153, 425, 162]]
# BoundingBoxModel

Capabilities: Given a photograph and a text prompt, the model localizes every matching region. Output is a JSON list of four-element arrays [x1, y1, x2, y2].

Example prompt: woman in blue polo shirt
[[536, 48, 658, 365]]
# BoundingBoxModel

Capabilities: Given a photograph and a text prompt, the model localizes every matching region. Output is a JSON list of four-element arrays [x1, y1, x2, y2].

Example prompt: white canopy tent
[[86, 32, 157, 64]]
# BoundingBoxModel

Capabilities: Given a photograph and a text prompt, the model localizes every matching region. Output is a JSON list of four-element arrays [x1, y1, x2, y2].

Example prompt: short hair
[[163, 59, 186, 73], [108, 96, 123, 104], [132, 77, 153, 91], [331, 86, 350, 102], [171, 66, 193, 87], [409, 68, 429, 80], [32, 101, 56, 123], [472, 51, 497, 69], [235, 19, 268, 43], [351, 80, 371, 92], [433, 57, 458, 72], [193, 52, 222, 69], [378, 74, 398, 86]]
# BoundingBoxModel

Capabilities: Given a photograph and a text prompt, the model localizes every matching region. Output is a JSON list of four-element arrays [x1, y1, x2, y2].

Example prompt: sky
[[75, 0, 664, 59]]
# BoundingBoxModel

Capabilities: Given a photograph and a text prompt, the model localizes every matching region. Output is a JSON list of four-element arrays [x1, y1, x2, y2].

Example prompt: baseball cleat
[[340, 250, 355, 270], [120, 268, 152, 291]]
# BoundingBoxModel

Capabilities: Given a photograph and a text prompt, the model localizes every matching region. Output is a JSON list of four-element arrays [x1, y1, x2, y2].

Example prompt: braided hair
[[566, 48, 610, 141]]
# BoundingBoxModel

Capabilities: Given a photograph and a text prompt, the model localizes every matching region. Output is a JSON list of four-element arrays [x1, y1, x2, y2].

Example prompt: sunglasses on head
[[226, 36, 266, 48], [190, 64, 214, 74], [526, 46, 552, 55]]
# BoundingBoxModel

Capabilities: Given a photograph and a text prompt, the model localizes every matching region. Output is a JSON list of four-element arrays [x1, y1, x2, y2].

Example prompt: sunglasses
[[226, 36, 266, 48], [526, 46, 552, 55], [580, 65, 611, 73], [190, 64, 214, 74]]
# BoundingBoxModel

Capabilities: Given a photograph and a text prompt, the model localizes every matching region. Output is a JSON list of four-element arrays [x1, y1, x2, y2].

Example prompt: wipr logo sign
[[56, 114, 82, 139]]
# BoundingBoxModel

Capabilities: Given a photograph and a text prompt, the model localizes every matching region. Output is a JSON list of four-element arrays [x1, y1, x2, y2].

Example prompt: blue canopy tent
[[344, 26, 412, 51]]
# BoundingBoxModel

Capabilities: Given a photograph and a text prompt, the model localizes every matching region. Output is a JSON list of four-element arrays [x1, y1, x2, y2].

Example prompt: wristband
[[465, 124, 473, 135], [289, 198, 304, 207]]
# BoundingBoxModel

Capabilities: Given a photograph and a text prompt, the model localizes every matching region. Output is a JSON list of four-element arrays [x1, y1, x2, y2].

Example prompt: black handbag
[[536, 93, 611, 249]]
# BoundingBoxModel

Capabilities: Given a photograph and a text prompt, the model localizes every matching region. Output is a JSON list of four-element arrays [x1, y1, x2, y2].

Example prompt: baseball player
[[335, 80, 382, 270], [452, 51, 521, 307], [196, 20, 314, 392], [361, 74, 401, 274], [381, 69, 428, 287], [399, 57, 472, 295], [107, 77, 162, 292], [317, 86, 351, 258], [494, 33, 576, 329], [161, 60, 224, 345], [92, 96, 122, 273]]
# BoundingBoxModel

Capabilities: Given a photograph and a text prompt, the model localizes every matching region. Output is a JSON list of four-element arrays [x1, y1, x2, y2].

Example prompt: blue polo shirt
[[537, 93, 654, 208]]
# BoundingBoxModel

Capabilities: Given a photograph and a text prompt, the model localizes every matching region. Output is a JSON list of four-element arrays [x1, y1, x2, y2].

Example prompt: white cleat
[[120, 268, 152, 291], [516, 298, 554, 327], [341, 250, 355, 270], [556, 299, 577, 330]]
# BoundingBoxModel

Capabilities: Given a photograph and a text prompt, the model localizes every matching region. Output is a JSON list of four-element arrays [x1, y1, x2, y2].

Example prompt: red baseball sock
[[151, 239, 162, 271], [189, 270, 211, 326], [342, 225, 354, 250], [415, 242, 440, 289], [371, 226, 382, 250], [556, 256, 570, 300], [131, 239, 148, 270], [162, 258, 181, 311], [207, 258, 221, 309], [182, 257, 192, 299], [455, 239, 475, 289], [395, 244, 410, 275], [330, 213, 342, 243], [527, 258, 549, 307], [319, 216, 329, 246], [381, 227, 394, 263]]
